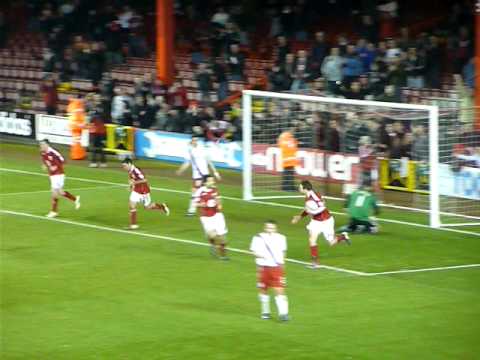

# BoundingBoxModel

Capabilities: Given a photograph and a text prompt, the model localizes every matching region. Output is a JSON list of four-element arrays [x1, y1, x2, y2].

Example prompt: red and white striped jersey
[[193, 186, 221, 217], [128, 165, 150, 194], [303, 190, 331, 221], [41, 146, 65, 176]]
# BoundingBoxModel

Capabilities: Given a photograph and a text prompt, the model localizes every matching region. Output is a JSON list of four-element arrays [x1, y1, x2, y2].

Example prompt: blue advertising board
[[135, 129, 243, 170]]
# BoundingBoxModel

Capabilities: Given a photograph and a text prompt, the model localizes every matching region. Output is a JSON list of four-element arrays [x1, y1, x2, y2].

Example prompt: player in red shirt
[[193, 175, 228, 259], [39, 139, 81, 218], [121, 158, 170, 229], [291, 180, 350, 269]]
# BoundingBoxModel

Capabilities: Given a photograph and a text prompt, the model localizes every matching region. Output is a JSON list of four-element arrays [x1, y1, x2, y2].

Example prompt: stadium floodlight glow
[[242, 90, 480, 229]]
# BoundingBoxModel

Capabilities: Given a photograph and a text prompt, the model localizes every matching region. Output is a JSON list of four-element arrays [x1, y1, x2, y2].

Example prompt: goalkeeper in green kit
[[339, 185, 379, 234]]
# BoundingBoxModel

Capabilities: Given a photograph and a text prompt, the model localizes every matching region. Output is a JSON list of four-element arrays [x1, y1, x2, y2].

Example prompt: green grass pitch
[[1, 142, 479, 359]]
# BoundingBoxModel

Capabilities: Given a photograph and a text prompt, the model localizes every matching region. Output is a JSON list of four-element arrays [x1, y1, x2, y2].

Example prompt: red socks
[[51, 198, 58, 212], [218, 243, 226, 257], [62, 191, 76, 201], [310, 245, 318, 262]]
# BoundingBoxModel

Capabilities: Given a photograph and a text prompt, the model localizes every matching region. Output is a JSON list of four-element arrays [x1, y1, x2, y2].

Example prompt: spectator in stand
[[184, 102, 202, 133], [195, 63, 212, 104], [455, 26, 473, 73], [340, 80, 366, 100], [212, 57, 229, 101], [268, 65, 289, 91], [397, 27, 413, 51], [424, 35, 442, 88], [41, 77, 58, 115], [310, 32, 328, 76], [358, 75, 373, 98], [343, 45, 363, 84], [276, 35, 290, 66], [132, 95, 147, 128], [226, 43, 245, 81], [376, 84, 400, 102], [151, 78, 168, 101], [405, 47, 425, 88], [283, 53, 296, 84], [111, 87, 132, 125], [223, 21, 241, 53], [325, 119, 340, 152], [385, 39, 401, 63], [386, 61, 406, 90], [290, 50, 311, 91], [321, 47, 343, 94], [370, 60, 388, 92], [411, 125, 428, 162], [151, 99, 170, 130], [211, 6, 230, 28], [167, 80, 189, 111], [358, 40, 376, 73], [359, 14, 377, 43], [335, 34, 349, 56]]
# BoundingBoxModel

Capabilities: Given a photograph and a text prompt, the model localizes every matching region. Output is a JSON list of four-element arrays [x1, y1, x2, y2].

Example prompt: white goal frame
[[242, 90, 441, 228]]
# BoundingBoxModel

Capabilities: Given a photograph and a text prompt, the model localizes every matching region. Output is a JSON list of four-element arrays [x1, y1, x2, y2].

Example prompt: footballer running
[[122, 158, 169, 229], [193, 175, 228, 259], [39, 139, 81, 218], [291, 180, 350, 269]]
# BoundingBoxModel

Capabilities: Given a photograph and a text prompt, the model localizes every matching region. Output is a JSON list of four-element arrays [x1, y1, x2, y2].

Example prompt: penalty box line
[[1, 168, 479, 238], [1, 209, 479, 277], [0, 209, 365, 277]]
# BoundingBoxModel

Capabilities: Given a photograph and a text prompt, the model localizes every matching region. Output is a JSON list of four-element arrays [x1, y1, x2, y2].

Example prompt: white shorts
[[200, 213, 228, 236], [130, 191, 152, 206], [307, 216, 335, 245], [50, 174, 65, 190]]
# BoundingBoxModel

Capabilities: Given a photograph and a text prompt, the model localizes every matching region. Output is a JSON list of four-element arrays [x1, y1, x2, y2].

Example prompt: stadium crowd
[[0, 0, 477, 152]]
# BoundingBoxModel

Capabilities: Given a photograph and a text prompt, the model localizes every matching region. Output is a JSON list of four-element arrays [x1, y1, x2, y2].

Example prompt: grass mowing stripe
[[0, 209, 367, 276], [1, 167, 479, 238]]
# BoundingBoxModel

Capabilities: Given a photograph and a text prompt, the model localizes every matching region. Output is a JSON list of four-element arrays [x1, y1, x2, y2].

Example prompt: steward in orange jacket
[[277, 130, 298, 191]]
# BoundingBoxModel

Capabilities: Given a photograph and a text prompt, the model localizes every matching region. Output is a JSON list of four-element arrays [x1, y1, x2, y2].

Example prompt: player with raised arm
[[340, 185, 380, 234], [193, 175, 228, 259], [250, 220, 289, 321], [176, 136, 221, 216], [291, 180, 350, 269], [39, 139, 81, 218], [121, 158, 169, 230]]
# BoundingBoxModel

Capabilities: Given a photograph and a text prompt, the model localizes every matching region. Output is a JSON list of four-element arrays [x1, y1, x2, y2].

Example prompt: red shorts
[[257, 266, 286, 290]]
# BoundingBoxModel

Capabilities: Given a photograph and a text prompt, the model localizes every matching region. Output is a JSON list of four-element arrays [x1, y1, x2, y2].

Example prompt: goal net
[[242, 90, 480, 229]]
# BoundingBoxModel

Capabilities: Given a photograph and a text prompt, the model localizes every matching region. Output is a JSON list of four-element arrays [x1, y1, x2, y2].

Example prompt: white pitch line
[[1, 167, 479, 238], [0, 185, 121, 196], [365, 264, 480, 276], [0, 209, 365, 276]]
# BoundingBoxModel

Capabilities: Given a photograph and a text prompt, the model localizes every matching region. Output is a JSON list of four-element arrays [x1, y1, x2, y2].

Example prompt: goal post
[[242, 89, 479, 229]]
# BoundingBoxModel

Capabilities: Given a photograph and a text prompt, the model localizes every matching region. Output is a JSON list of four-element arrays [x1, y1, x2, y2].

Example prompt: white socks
[[188, 198, 196, 213], [259, 294, 288, 316], [259, 294, 270, 314], [275, 295, 289, 316]]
